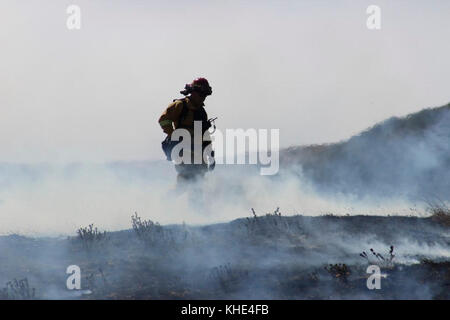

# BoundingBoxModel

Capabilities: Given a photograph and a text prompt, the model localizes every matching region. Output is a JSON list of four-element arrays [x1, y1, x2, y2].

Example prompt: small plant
[[242, 207, 292, 238], [242, 208, 259, 235], [131, 212, 171, 246], [325, 264, 351, 283], [208, 264, 249, 293], [76, 224, 107, 250], [360, 245, 395, 268], [0, 278, 35, 300]]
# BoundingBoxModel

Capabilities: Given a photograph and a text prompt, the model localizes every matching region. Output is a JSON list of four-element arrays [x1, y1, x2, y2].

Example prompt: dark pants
[[175, 163, 208, 185], [174, 141, 211, 186]]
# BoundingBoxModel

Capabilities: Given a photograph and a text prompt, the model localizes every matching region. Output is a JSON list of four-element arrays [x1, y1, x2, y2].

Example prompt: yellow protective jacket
[[158, 97, 211, 142]]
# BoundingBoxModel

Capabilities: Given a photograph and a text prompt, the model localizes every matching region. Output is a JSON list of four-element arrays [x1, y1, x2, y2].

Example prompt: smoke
[[1, 158, 448, 299], [0, 105, 449, 300], [0, 158, 427, 236], [280, 104, 450, 201]]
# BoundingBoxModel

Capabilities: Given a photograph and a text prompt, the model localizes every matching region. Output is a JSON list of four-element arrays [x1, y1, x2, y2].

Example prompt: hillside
[[280, 103, 450, 200]]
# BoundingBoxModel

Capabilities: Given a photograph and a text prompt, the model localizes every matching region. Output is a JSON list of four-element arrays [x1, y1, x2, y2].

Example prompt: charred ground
[[1, 209, 449, 300]]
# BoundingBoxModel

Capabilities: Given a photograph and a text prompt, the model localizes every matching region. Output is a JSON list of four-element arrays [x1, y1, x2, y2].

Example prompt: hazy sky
[[1, 0, 449, 163]]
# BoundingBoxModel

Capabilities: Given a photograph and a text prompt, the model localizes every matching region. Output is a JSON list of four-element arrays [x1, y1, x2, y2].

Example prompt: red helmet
[[180, 77, 212, 96]]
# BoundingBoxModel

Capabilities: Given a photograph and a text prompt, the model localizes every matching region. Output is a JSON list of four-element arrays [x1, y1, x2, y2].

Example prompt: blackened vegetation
[[244, 207, 286, 236], [360, 246, 395, 268], [131, 212, 177, 247], [429, 203, 450, 227], [325, 264, 351, 283], [241, 207, 305, 245], [0, 209, 449, 299], [76, 224, 108, 250], [0, 278, 35, 300], [208, 264, 250, 294], [419, 260, 450, 300]]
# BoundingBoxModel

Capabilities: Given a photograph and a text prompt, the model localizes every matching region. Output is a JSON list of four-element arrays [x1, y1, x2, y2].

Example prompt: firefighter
[[158, 77, 214, 185]]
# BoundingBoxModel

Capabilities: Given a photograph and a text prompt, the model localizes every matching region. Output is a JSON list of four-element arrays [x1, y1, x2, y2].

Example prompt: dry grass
[[429, 203, 450, 227]]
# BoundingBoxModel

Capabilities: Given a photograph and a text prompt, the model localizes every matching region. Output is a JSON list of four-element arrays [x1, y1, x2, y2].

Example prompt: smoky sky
[[0, 0, 449, 163]]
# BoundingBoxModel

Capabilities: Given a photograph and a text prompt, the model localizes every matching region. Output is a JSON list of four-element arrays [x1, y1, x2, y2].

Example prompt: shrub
[[429, 203, 450, 227], [76, 224, 108, 250], [325, 264, 350, 283], [131, 212, 172, 246]]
